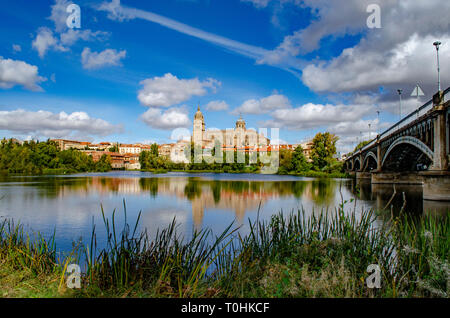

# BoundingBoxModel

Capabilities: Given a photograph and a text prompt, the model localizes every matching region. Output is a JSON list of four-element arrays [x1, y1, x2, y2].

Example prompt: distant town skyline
[[0, 0, 449, 154]]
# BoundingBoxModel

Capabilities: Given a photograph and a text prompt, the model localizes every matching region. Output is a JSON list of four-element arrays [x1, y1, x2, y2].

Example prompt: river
[[0, 172, 448, 254]]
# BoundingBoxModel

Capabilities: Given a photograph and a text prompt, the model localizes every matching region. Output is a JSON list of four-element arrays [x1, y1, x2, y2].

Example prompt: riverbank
[[1, 205, 448, 298], [140, 168, 349, 178]]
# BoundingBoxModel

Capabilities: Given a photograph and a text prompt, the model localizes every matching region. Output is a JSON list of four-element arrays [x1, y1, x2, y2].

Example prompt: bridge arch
[[363, 151, 378, 172], [381, 136, 434, 171]]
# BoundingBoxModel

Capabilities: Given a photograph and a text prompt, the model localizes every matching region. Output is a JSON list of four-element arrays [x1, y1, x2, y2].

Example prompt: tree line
[[140, 132, 345, 176], [0, 139, 112, 175]]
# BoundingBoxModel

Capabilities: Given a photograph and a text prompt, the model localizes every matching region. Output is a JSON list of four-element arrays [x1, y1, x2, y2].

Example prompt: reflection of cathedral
[[193, 107, 270, 148]]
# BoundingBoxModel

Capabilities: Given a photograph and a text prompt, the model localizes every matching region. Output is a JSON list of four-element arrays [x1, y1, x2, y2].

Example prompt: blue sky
[[0, 0, 449, 153]]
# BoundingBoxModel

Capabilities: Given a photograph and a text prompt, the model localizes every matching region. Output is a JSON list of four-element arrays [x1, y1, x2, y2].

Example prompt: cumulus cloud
[[262, 102, 373, 130], [138, 73, 220, 108], [140, 107, 191, 130], [32, 0, 110, 58], [32, 27, 68, 58], [81, 47, 127, 69], [0, 57, 46, 91], [205, 100, 229, 111], [48, 0, 74, 32], [0, 109, 122, 138], [302, 34, 450, 94], [232, 94, 291, 115]]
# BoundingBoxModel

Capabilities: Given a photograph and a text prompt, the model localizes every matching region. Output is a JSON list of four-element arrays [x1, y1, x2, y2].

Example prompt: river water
[[0, 172, 448, 253]]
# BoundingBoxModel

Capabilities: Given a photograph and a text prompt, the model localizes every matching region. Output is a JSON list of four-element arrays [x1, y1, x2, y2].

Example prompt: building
[[158, 144, 174, 157], [298, 140, 314, 161], [124, 153, 141, 170], [192, 106, 270, 149], [119, 144, 142, 155], [52, 139, 91, 151]]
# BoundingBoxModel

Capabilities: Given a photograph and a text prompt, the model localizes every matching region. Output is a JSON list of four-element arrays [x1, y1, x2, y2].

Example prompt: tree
[[354, 140, 370, 152], [310, 132, 339, 170], [109, 143, 119, 152], [150, 143, 159, 157], [291, 145, 310, 172], [95, 154, 112, 172], [279, 149, 293, 173]]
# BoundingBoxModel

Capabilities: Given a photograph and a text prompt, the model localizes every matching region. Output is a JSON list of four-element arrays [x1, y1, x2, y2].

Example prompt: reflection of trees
[[211, 181, 221, 204], [303, 179, 336, 206], [139, 178, 158, 197], [184, 179, 202, 200]]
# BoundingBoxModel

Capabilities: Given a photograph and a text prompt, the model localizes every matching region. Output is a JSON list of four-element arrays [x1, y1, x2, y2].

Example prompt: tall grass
[[79, 202, 238, 296], [0, 202, 448, 298], [0, 219, 57, 274]]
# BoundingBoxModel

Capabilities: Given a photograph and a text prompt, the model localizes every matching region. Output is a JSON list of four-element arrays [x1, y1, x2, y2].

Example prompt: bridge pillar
[[359, 152, 363, 172], [376, 136, 382, 172], [430, 91, 448, 171]]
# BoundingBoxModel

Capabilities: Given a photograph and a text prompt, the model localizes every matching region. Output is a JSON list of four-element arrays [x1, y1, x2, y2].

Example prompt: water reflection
[[345, 179, 449, 217], [0, 172, 448, 252]]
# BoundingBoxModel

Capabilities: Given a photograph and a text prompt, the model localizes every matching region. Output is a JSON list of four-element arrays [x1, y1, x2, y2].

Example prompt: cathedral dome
[[236, 115, 245, 129]]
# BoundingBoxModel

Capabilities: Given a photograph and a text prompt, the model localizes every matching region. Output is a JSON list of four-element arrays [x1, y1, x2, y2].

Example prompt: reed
[[0, 202, 448, 298], [0, 219, 57, 275]]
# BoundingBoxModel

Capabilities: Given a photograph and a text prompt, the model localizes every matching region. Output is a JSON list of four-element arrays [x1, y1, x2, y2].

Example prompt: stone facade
[[192, 106, 270, 149]]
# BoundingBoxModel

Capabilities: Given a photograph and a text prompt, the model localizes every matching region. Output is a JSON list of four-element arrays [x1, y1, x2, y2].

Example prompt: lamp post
[[376, 110, 380, 135], [397, 89, 403, 120], [433, 41, 442, 92], [368, 123, 372, 140]]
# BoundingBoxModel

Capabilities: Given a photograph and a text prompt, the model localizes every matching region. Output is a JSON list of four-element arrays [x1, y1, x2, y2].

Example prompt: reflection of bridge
[[345, 88, 450, 201]]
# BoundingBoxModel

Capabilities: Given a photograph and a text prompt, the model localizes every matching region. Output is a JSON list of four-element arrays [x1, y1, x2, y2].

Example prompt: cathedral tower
[[193, 106, 205, 146]]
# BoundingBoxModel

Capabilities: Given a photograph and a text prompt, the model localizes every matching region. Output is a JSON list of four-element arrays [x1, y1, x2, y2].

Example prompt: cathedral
[[192, 106, 270, 149]]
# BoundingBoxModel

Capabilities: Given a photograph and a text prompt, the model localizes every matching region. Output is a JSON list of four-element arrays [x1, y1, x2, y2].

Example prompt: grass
[[0, 202, 448, 298]]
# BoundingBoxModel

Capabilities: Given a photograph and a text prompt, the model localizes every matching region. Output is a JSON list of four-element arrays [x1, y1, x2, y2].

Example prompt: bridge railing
[[351, 87, 450, 158]]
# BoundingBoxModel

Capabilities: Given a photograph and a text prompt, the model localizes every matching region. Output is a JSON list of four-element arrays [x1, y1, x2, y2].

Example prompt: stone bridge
[[344, 88, 450, 201]]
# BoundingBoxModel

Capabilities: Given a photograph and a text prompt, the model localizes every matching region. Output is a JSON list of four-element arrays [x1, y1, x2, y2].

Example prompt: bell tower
[[193, 105, 205, 146]]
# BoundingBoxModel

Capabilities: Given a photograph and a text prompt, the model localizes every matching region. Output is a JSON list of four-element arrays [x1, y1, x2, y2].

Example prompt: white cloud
[[263, 102, 373, 130], [32, 0, 110, 58], [328, 118, 390, 137], [60, 29, 110, 46], [232, 94, 291, 115], [48, 0, 74, 33], [138, 73, 220, 107], [140, 107, 191, 130], [302, 34, 450, 94], [32, 27, 68, 58], [0, 109, 122, 138], [97, 0, 304, 76], [205, 100, 229, 111], [81, 47, 127, 70], [0, 57, 46, 91]]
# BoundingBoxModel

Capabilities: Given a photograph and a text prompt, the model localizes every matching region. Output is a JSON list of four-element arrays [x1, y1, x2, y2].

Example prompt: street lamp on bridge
[[376, 110, 380, 135], [433, 41, 442, 92], [397, 89, 403, 120]]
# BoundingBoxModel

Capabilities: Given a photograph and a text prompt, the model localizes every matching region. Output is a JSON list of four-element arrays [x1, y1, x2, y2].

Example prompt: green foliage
[[310, 132, 340, 172], [2, 204, 447, 298], [108, 143, 119, 152], [0, 139, 111, 175], [140, 147, 170, 171], [354, 140, 370, 152], [291, 145, 311, 172]]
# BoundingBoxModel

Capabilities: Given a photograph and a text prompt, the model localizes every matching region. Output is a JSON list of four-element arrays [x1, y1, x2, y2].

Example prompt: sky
[[0, 0, 449, 154]]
